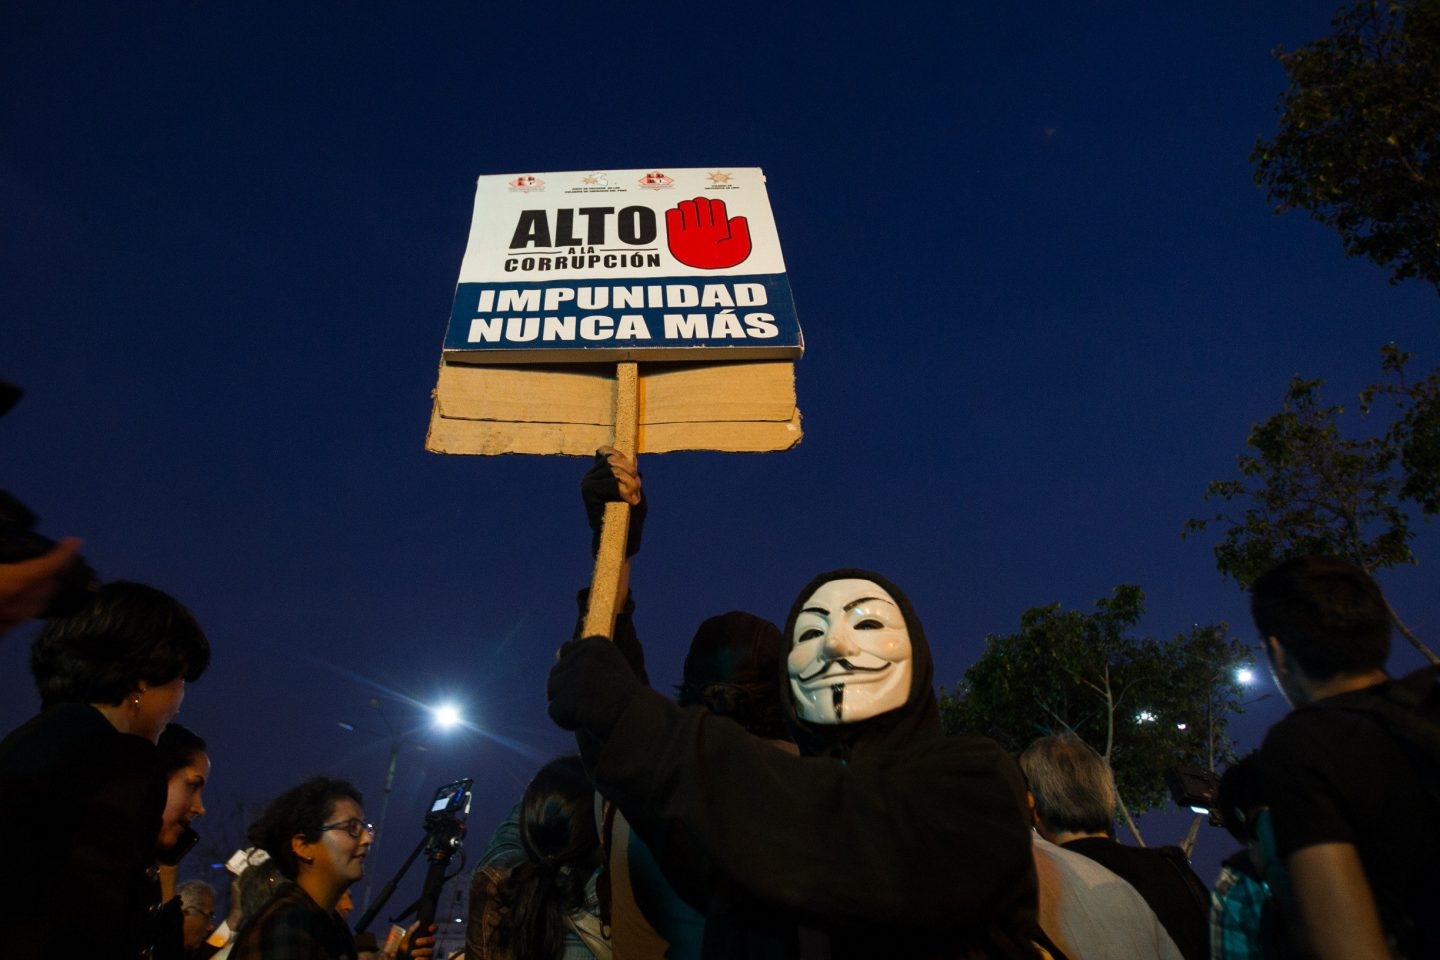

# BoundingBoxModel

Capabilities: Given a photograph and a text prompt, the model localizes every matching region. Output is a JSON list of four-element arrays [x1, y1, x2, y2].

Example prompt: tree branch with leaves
[[1252, 0, 1440, 290], [939, 586, 1251, 848], [1185, 345, 1438, 662]]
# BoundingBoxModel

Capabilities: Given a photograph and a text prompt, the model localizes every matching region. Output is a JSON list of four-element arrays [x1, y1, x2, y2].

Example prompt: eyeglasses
[[320, 817, 376, 840], [182, 905, 216, 924]]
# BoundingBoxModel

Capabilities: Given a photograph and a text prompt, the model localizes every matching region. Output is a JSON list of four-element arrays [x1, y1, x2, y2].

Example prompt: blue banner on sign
[[443, 273, 802, 363]]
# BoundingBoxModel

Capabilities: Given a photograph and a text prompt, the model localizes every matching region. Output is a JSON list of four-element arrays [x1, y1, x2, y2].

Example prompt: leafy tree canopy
[[1366, 344, 1440, 515], [939, 585, 1251, 843], [1252, 0, 1440, 289], [1185, 345, 1438, 660]]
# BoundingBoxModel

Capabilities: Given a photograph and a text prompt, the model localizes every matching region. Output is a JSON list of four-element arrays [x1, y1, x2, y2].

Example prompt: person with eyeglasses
[[229, 776, 436, 960], [175, 880, 219, 957]]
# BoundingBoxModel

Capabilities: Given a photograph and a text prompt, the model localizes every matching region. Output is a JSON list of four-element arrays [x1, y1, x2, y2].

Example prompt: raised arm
[[576, 446, 648, 683], [548, 640, 1034, 931]]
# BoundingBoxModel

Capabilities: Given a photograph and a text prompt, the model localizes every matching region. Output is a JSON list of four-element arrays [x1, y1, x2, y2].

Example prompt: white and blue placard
[[444, 168, 803, 364]]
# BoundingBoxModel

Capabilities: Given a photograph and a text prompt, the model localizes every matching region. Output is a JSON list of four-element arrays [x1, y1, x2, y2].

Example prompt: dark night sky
[[3, 0, 1436, 931]]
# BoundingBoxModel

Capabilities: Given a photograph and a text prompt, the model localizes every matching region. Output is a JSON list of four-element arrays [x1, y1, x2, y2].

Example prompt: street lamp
[[432, 703, 462, 730], [339, 696, 463, 910]]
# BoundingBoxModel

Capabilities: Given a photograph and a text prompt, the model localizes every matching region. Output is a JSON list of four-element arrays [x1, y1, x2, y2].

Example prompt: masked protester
[[549, 565, 1039, 959]]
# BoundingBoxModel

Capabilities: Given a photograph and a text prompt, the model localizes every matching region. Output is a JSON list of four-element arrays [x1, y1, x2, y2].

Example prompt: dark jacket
[[590, 569, 1039, 959], [0, 702, 167, 959]]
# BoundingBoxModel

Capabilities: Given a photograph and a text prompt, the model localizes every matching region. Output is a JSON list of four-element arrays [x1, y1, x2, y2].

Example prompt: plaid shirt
[[227, 881, 356, 960], [1208, 863, 1266, 960]]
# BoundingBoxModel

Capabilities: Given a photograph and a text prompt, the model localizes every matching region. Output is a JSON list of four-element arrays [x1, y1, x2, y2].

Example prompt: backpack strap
[[565, 909, 613, 960], [1155, 845, 1211, 919], [1386, 664, 1440, 710], [1321, 666, 1440, 800]]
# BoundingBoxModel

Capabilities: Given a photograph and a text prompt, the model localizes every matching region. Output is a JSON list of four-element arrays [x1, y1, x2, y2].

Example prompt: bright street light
[[432, 703, 462, 730], [1235, 666, 1256, 686]]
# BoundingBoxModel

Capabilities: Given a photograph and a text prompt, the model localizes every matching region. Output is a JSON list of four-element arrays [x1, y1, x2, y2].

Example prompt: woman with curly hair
[[230, 776, 435, 960], [468, 755, 608, 960]]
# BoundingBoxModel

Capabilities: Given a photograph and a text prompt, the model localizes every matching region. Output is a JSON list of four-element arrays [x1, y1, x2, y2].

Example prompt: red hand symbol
[[665, 197, 752, 269]]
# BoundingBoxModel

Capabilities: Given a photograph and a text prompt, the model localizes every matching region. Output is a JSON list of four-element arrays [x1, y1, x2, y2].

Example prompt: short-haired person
[[619, 609, 798, 958], [176, 880, 219, 955], [0, 580, 210, 959], [1208, 753, 1298, 960], [1019, 735, 1209, 960], [211, 858, 285, 960], [1253, 555, 1440, 959], [230, 776, 436, 960]]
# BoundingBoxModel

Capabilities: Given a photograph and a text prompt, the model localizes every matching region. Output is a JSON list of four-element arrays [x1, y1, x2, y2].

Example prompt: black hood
[[781, 568, 942, 759]]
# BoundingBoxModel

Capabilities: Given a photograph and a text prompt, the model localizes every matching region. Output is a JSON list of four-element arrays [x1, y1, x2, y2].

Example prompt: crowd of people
[[2, 434, 1437, 959], [0, 382, 440, 959], [0, 572, 438, 959], [468, 449, 1440, 960]]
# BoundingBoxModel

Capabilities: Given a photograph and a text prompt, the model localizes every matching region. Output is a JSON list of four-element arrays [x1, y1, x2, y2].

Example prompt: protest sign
[[441, 168, 801, 364], [427, 168, 804, 635]]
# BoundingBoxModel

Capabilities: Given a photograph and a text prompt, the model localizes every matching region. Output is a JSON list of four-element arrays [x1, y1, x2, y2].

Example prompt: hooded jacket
[[587, 569, 1039, 958]]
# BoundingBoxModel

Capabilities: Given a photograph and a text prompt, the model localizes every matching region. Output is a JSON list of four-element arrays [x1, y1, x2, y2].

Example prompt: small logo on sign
[[706, 171, 734, 184], [639, 171, 674, 190], [507, 175, 545, 193], [581, 173, 609, 187]]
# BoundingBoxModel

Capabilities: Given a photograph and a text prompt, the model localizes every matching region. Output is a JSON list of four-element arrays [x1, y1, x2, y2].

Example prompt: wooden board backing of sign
[[433, 361, 797, 425], [425, 409, 803, 456], [442, 343, 802, 365]]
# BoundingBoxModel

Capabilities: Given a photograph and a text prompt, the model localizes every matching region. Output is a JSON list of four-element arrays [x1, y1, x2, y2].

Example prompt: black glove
[[547, 635, 644, 738], [580, 450, 647, 557]]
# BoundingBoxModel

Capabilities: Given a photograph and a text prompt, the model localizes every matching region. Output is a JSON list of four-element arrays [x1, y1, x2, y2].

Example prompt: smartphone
[[428, 778, 473, 817], [157, 826, 200, 867]]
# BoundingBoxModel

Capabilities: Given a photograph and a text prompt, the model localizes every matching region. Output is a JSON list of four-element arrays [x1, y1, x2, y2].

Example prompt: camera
[[1166, 765, 1222, 822], [428, 778, 473, 818], [0, 490, 98, 618], [355, 777, 475, 936]]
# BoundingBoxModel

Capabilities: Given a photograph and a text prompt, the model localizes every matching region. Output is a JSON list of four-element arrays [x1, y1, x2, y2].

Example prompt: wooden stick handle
[[581, 363, 638, 639]]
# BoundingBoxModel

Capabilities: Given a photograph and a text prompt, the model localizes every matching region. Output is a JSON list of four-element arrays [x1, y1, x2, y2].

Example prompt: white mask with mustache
[[788, 578, 913, 724]]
